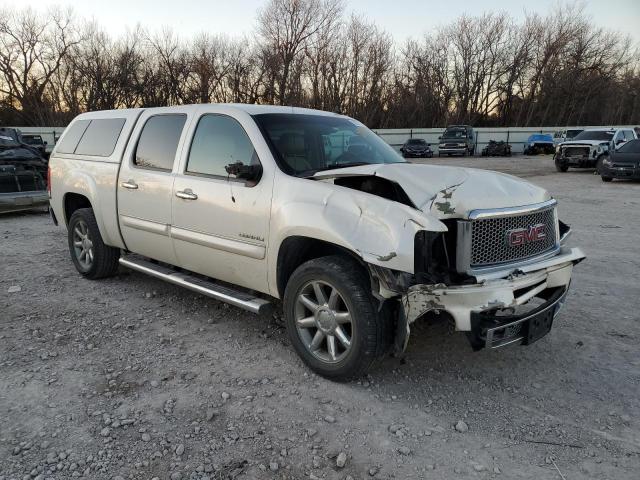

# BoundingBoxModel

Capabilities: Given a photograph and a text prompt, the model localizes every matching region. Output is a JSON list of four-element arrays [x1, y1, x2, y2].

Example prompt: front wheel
[[601, 176, 613, 182], [68, 208, 120, 279], [283, 255, 391, 380], [555, 158, 568, 172]]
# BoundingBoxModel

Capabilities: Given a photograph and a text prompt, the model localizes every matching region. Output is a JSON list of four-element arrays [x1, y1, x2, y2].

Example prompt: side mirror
[[438, 136, 442, 140], [43, 141, 48, 145], [225, 161, 262, 182]]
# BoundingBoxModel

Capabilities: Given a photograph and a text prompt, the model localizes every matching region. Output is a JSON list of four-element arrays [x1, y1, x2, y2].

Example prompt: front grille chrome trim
[[457, 200, 561, 275], [468, 199, 557, 220]]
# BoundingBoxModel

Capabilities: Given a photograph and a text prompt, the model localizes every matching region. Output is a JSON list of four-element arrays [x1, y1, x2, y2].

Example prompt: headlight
[[556, 145, 561, 153], [602, 157, 612, 166], [439, 144, 445, 148], [596, 145, 603, 153], [530, 142, 535, 147], [458, 143, 466, 147]]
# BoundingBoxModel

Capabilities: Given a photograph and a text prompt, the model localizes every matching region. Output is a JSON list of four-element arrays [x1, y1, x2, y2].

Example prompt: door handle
[[121, 180, 138, 190], [175, 189, 198, 200]]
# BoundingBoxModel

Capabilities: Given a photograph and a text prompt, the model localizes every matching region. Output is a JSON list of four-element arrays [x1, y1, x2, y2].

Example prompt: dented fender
[[267, 174, 447, 297]]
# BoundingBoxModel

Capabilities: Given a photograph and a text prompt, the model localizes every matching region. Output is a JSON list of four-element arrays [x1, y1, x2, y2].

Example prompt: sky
[[10, 0, 640, 44]]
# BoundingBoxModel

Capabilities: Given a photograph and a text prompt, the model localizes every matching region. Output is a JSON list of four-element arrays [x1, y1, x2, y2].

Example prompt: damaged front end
[[370, 200, 585, 353]]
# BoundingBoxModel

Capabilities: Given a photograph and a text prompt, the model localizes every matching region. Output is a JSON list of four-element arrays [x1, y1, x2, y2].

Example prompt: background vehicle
[[554, 128, 637, 172], [21, 134, 48, 158], [400, 138, 433, 158], [0, 133, 48, 213], [437, 125, 475, 156], [481, 140, 511, 157], [553, 129, 584, 145], [49, 104, 584, 379], [599, 139, 640, 182], [523, 134, 555, 155]]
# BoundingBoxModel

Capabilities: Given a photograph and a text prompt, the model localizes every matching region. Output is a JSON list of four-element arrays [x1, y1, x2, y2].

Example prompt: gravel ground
[[1, 155, 639, 480]]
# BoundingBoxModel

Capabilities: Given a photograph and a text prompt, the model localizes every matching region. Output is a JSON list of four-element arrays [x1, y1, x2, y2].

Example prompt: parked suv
[[49, 104, 584, 379], [438, 125, 475, 156], [554, 128, 637, 172]]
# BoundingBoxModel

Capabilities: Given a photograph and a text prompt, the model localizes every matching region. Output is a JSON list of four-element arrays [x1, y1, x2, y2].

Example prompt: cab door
[[170, 107, 274, 294], [117, 109, 191, 265]]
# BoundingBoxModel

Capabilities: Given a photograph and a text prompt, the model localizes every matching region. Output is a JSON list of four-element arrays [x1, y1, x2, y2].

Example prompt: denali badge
[[506, 224, 546, 247]]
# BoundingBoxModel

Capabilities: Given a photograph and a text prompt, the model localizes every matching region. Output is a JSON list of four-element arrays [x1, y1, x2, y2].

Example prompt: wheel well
[[64, 193, 92, 225], [276, 236, 366, 298]]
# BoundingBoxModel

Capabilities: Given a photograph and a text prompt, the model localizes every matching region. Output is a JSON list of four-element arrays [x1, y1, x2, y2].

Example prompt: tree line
[[0, 1, 638, 128]]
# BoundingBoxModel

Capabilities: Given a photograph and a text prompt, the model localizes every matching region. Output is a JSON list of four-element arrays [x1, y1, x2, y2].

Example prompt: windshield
[[566, 130, 583, 138], [442, 128, 467, 139], [253, 113, 404, 176], [572, 130, 614, 141], [0, 134, 20, 148], [407, 139, 426, 145], [22, 136, 42, 145], [617, 139, 640, 153]]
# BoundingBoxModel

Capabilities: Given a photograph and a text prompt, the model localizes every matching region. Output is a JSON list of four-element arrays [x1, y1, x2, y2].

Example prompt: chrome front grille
[[469, 207, 558, 267]]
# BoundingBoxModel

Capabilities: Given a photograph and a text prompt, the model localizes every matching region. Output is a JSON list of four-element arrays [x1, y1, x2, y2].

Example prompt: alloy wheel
[[72, 219, 94, 270], [294, 280, 354, 364]]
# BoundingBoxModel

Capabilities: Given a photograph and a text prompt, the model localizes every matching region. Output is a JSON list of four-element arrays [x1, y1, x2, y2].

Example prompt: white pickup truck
[[49, 104, 585, 379]]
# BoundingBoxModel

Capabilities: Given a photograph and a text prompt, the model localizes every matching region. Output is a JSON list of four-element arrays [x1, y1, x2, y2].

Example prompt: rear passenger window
[[75, 118, 126, 156], [135, 115, 186, 171], [186, 114, 259, 179], [56, 120, 90, 154]]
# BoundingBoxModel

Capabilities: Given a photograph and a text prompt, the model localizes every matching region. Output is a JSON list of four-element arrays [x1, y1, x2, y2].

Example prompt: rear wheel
[[601, 176, 613, 182], [283, 255, 391, 380], [68, 208, 120, 279]]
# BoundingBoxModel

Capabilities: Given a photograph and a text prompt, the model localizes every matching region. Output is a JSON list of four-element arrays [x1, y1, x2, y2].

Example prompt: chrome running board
[[119, 255, 272, 315]]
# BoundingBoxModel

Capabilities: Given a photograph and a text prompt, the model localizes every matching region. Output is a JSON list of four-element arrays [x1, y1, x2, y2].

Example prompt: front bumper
[[438, 147, 467, 155], [600, 163, 640, 179], [402, 247, 585, 347], [0, 190, 49, 214], [403, 150, 433, 158], [557, 155, 597, 168]]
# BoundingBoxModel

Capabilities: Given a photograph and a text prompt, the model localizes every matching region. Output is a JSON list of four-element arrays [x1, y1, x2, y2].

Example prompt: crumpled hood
[[314, 163, 550, 218]]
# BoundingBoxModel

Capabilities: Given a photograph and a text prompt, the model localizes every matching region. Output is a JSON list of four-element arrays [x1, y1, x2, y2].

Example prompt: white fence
[[9, 124, 639, 155], [374, 125, 639, 154]]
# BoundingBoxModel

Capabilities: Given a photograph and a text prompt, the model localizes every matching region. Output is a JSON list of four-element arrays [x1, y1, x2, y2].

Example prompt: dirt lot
[[1, 155, 639, 480]]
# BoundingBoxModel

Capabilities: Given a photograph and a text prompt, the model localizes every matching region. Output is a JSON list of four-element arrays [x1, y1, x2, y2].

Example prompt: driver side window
[[186, 114, 260, 179]]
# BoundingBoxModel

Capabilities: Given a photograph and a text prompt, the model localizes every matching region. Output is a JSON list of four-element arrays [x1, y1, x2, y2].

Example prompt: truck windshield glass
[[442, 129, 466, 139], [253, 113, 404, 176], [572, 131, 614, 141]]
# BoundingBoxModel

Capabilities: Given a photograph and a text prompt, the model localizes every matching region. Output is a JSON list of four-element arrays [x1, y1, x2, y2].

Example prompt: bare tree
[[0, 7, 80, 125], [258, 0, 343, 105]]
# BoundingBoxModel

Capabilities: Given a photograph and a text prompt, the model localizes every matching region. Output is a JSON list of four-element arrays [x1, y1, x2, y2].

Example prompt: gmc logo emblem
[[506, 224, 546, 247]]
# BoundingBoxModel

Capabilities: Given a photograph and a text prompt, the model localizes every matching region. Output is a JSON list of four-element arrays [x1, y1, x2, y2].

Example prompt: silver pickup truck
[[48, 104, 585, 379]]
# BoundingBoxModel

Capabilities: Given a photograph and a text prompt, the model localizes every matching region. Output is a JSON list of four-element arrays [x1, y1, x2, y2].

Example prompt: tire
[[68, 208, 120, 279], [555, 158, 568, 172], [601, 176, 613, 182], [596, 155, 607, 174], [283, 255, 392, 380]]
